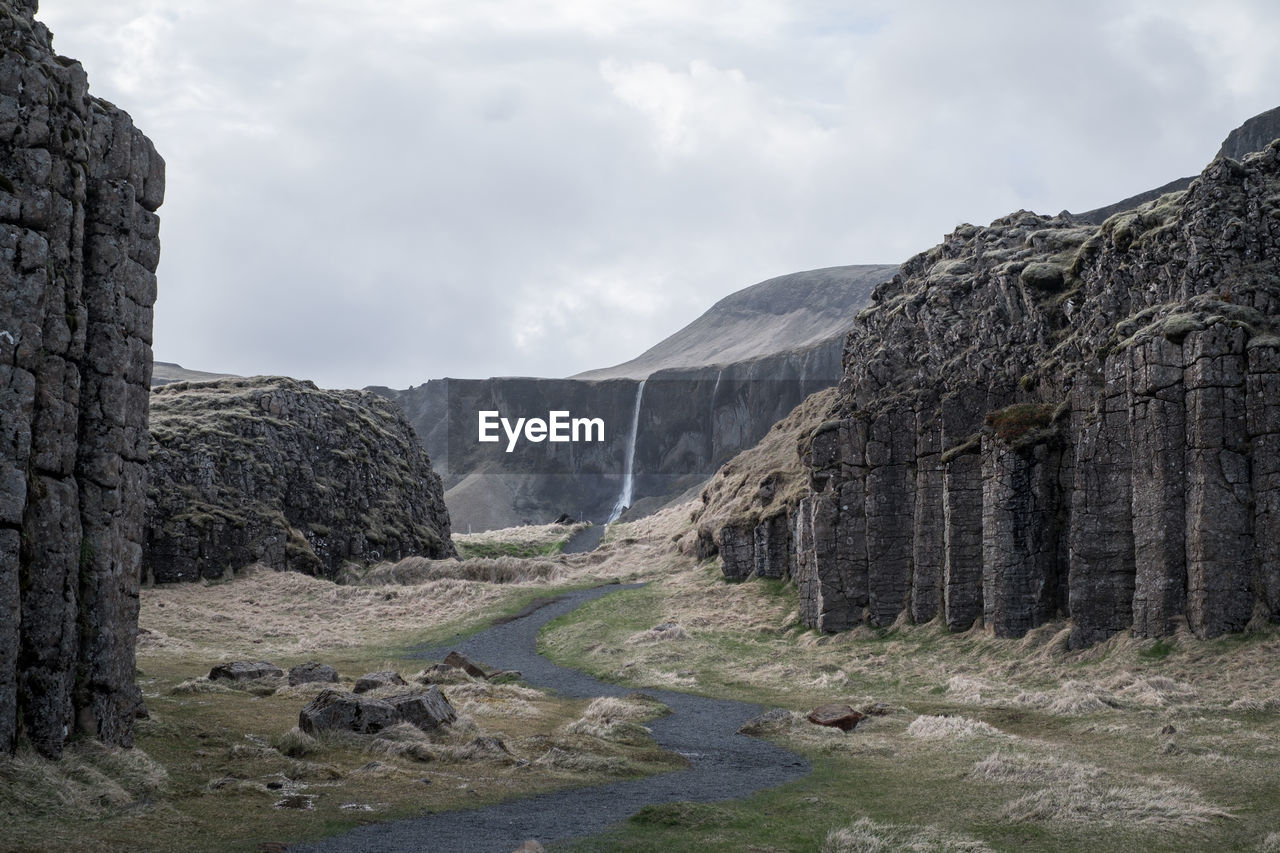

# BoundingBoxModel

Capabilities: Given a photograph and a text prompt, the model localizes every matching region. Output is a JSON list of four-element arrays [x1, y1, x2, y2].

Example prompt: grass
[[538, 509, 1280, 851], [1, 536, 682, 853], [452, 521, 589, 559], [8, 505, 1280, 851]]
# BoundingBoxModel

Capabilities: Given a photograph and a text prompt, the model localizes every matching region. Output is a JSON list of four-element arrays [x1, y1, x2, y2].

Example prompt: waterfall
[[711, 368, 722, 405], [609, 379, 646, 523]]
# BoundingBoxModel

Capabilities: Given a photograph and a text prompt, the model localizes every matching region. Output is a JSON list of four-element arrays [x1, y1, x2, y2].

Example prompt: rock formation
[[145, 376, 455, 582], [697, 129, 1280, 646], [374, 265, 896, 531], [0, 2, 164, 757]]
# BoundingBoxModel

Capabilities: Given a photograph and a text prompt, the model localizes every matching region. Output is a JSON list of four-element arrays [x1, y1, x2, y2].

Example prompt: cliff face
[[701, 140, 1280, 646], [0, 3, 164, 757], [375, 265, 895, 531], [145, 377, 455, 582]]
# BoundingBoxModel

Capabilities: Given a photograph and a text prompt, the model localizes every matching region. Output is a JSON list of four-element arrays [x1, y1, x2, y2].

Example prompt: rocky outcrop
[[0, 3, 164, 757], [145, 376, 454, 582], [372, 265, 896, 531], [700, 130, 1280, 646]]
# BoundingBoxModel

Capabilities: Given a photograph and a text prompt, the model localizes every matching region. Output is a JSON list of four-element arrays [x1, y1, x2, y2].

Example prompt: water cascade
[[608, 379, 646, 522]]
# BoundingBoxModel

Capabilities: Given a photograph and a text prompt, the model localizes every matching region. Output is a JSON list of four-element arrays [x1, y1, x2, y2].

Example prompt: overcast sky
[[35, 1, 1280, 389]]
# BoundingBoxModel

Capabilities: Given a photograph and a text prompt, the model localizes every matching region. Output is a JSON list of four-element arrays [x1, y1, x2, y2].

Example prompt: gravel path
[[291, 584, 810, 852]]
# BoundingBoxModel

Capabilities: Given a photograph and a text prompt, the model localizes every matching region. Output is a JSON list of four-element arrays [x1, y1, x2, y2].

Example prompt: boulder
[[209, 661, 284, 682], [353, 670, 407, 694], [385, 687, 456, 732], [288, 661, 339, 687], [298, 690, 399, 735], [806, 703, 865, 732], [443, 651, 490, 680]]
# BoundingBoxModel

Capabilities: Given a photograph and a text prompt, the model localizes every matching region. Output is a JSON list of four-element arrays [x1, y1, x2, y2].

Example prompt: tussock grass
[[999, 782, 1230, 828], [906, 715, 1009, 741], [561, 695, 669, 745], [452, 522, 589, 559], [362, 554, 568, 585], [822, 816, 995, 853], [0, 741, 167, 821]]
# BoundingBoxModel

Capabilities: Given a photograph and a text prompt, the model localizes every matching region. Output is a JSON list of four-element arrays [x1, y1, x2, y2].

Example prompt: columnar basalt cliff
[[0, 2, 164, 757], [145, 377, 455, 582], [697, 133, 1280, 646]]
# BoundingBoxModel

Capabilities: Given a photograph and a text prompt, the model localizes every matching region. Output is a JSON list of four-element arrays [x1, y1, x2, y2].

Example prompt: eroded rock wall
[[0, 2, 163, 757], [702, 140, 1280, 646], [145, 377, 455, 582]]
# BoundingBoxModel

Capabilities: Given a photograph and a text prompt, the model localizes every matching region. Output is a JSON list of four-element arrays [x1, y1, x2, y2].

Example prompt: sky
[[34, 1, 1280, 389]]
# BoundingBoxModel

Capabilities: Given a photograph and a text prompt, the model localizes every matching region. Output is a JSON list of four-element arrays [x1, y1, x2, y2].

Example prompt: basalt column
[[1127, 336, 1187, 637], [0, 3, 163, 758], [1248, 341, 1280, 620], [1184, 325, 1253, 637], [1068, 358, 1135, 649]]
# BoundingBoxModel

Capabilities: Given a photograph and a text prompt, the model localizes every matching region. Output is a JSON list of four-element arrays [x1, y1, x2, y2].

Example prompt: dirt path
[[290, 583, 810, 852]]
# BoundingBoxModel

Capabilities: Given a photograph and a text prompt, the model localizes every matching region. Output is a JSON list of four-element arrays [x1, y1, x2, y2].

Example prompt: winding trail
[[292, 584, 810, 852]]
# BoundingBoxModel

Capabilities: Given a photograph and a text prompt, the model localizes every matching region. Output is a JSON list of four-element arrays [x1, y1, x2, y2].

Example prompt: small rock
[[209, 661, 284, 682], [738, 708, 792, 735], [443, 651, 490, 680], [353, 670, 407, 694], [1160, 724, 1177, 735], [861, 702, 893, 716], [512, 841, 546, 853], [266, 781, 284, 790], [807, 703, 865, 731], [288, 661, 339, 687]]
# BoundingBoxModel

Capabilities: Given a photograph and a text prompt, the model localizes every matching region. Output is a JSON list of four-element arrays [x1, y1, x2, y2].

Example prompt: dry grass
[[362, 554, 569, 585], [0, 741, 167, 821], [822, 816, 995, 853], [905, 715, 1009, 741], [687, 387, 838, 543], [999, 782, 1230, 828], [452, 522, 589, 559]]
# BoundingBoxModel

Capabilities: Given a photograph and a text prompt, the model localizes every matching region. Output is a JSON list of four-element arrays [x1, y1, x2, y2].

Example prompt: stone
[[806, 703, 865, 732], [209, 661, 284, 682], [442, 651, 489, 680], [298, 690, 399, 735], [737, 708, 792, 735], [288, 661, 339, 687], [353, 670, 407, 694], [0, 4, 163, 758], [384, 687, 456, 732]]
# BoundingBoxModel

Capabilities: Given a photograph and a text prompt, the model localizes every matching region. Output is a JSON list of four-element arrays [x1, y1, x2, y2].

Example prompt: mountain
[[573, 265, 895, 379], [372, 264, 896, 531]]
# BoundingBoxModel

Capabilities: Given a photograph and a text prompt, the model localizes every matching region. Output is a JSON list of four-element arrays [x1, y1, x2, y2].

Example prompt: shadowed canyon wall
[[702, 133, 1280, 646], [0, 1, 164, 757]]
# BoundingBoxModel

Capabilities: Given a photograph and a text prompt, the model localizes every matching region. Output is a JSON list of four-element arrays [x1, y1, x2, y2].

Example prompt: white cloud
[[30, 1, 1280, 389]]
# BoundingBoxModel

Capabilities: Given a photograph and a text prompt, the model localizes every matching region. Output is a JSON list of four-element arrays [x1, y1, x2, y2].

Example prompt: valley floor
[[3, 512, 1278, 852]]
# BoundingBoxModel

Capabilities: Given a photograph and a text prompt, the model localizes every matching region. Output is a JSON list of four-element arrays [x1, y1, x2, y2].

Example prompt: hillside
[[573, 265, 897, 380]]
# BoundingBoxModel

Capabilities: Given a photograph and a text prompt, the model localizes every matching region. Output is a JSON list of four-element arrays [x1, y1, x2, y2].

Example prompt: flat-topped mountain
[[374, 265, 897, 531]]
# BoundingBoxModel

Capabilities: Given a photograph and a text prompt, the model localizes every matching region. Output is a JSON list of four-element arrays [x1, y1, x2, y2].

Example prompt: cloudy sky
[[35, 1, 1280, 389]]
